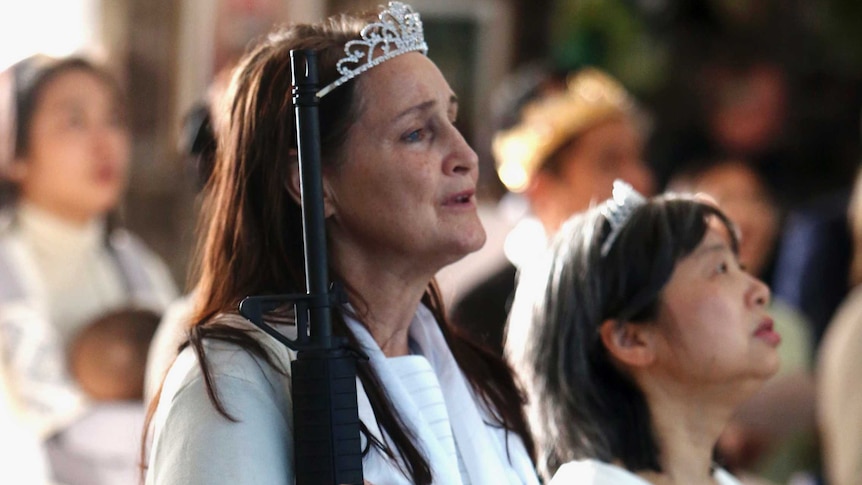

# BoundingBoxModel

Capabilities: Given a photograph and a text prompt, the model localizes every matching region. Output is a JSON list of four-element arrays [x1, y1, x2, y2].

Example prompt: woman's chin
[[438, 234, 487, 269], [458, 225, 488, 257], [748, 353, 781, 384]]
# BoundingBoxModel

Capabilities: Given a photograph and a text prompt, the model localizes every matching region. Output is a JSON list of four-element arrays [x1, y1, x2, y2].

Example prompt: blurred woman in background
[[0, 54, 177, 483]]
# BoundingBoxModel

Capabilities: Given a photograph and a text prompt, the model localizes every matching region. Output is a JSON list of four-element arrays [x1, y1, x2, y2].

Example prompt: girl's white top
[[550, 459, 742, 485]]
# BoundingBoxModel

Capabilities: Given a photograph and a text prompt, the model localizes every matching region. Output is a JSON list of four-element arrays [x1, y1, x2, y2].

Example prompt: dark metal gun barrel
[[289, 49, 363, 485]]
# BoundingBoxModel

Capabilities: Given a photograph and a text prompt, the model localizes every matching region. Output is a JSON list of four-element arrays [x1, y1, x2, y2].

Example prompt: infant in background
[[70, 308, 159, 402], [47, 308, 160, 485]]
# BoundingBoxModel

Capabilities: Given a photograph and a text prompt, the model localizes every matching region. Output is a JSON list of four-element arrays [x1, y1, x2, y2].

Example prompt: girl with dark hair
[[0, 55, 177, 483], [507, 181, 779, 484], [143, 3, 537, 484]]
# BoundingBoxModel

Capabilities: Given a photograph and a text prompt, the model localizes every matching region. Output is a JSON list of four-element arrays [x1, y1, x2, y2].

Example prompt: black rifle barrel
[[292, 49, 332, 348], [289, 49, 363, 485]]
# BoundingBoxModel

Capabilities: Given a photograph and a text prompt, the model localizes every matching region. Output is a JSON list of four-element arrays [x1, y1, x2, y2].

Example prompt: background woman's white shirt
[[0, 203, 177, 437]]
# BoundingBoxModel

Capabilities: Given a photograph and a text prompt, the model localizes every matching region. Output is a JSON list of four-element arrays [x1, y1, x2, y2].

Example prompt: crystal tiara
[[316, 2, 429, 99], [599, 180, 647, 257]]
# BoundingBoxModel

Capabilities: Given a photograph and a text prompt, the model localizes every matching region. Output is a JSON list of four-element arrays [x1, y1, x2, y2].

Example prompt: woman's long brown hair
[[142, 11, 534, 484]]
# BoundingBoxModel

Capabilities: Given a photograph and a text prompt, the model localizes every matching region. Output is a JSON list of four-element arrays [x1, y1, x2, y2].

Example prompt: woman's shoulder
[[157, 313, 295, 412], [166, 313, 295, 389], [148, 314, 298, 484]]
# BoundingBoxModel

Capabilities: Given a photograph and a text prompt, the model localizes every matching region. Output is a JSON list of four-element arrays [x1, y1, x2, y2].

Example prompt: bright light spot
[[0, 0, 98, 70]]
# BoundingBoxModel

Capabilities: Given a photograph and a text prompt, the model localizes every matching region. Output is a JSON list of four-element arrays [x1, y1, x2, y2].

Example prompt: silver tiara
[[599, 180, 647, 257], [316, 2, 429, 99]]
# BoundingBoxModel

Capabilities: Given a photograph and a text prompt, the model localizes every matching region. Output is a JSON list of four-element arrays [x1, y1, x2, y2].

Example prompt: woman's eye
[[402, 128, 425, 143], [717, 261, 729, 274], [66, 114, 85, 128]]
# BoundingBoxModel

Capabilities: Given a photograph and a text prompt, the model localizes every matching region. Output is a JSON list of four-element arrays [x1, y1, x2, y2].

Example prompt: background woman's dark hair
[[143, 11, 533, 484], [523, 194, 737, 478], [0, 55, 125, 207], [179, 102, 217, 190]]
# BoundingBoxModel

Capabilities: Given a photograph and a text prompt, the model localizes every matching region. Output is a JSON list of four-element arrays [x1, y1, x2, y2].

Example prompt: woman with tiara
[[143, 3, 538, 484], [507, 181, 780, 484]]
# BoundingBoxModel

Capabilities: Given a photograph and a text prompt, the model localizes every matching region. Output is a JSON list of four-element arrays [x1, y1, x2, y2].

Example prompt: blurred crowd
[[445, 2, 862, 484], [3, 0, 862, 484]]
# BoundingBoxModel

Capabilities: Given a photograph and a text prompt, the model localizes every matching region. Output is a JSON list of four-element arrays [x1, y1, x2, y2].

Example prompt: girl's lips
[[94, 164, 120, 184], [754, 317, 781, 346]]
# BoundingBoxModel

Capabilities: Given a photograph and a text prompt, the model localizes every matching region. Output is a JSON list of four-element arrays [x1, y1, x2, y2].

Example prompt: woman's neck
[[19, 198, 99, 228], [332, 246, 434, 357], [18, 201, 105, 253], [635, 382, 740, 485]]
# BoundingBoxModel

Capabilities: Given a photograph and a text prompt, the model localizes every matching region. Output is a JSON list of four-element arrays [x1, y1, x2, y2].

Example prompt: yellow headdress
[[493, 68, 634, 192]]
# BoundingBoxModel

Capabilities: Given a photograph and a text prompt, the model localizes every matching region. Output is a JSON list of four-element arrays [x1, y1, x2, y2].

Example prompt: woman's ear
[[284, 150, 336, 218], [599, 319, 655, 368]]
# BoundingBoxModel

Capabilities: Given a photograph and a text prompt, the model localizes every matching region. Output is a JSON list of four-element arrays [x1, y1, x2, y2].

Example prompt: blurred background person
[[668, 158, 818, 484], [0, 54, 177, 484], [817, 165, 862, 485], [639, 3, 859, 354], [450, 67, 655, 355], [0, 341, 52, 484], [769, 187, 853, 350], [143, 63, 232, 402]]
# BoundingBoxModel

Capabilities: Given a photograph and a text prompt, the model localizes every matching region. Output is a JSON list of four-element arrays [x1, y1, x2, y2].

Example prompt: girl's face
[[649, 222, 779, 388], [14, 68, 129, 224]]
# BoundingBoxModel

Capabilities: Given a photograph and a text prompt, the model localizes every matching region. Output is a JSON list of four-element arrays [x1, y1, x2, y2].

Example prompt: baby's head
[[69, 308, 160, 401]]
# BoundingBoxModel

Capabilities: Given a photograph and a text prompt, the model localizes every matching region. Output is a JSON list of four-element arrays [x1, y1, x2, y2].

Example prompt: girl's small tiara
[[599, 180, 647, 257], [316, 2, 428, 99]]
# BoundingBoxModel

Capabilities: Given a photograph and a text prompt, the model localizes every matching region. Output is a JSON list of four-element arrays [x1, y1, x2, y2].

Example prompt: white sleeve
[[138, 244, 181, 310], [0, 301, 87, 438], [148, 348, 294, 485], [0, 363, 52, 485], [818, 290, 862, 485], [144, 294, 195, 402]]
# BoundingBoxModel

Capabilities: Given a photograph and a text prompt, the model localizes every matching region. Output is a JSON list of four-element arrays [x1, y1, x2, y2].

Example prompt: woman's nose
[[443, 124, 478, 176], [748, 273, 771, 308], [94, 122, 130, 162]]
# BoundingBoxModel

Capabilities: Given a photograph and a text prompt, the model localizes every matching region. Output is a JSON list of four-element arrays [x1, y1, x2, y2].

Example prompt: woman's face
[[14, 68, 129, 224], [542, 118, 654, 230], [650, 223, 779, 387], [690, 161, 778, 277], [324, 53, 485, 276]]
